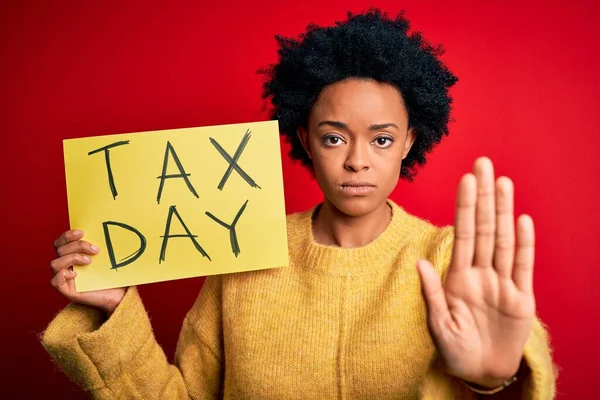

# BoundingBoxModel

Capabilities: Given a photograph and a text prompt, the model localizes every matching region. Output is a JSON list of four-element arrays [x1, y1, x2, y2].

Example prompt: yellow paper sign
[[63, 120, 289, 292]]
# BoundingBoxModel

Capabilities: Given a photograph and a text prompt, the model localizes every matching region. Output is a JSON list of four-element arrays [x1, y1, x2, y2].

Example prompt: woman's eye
[[374, 136, 394, 148], [323, 135, 344, 147]]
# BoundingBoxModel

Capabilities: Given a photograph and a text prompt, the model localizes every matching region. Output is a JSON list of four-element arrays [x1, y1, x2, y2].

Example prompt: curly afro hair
[[260, 9, 458, 180]]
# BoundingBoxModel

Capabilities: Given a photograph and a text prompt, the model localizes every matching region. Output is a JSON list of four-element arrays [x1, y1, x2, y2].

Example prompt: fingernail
[[71, 270, 77, 277], [72, 229, 83, 236], [90, 244, 99, 252], [82, 255, 91, 262]]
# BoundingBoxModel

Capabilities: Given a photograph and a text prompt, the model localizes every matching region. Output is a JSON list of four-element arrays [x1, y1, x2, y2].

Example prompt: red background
[[1, 1, 598, 398]]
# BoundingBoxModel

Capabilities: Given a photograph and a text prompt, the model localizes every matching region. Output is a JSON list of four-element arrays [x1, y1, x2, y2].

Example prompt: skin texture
[[297, 79, 416, 248], [50, 78, 535, 390], [417, 162, 534, 389], [51, 230, 124, 315]]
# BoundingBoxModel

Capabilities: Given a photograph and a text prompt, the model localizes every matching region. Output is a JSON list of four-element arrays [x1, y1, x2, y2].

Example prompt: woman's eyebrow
[[318, 120, 348, 129], [368, 123, 398, 131], [317, 121, 399, 131]]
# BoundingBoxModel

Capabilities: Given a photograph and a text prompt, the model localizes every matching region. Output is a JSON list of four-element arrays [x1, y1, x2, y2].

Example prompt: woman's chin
[[328, 196, 383, 218]]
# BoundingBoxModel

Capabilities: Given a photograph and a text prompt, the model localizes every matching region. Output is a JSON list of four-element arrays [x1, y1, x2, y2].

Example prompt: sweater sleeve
[[41, 276, 224, 399], [420, 226, 556, 399]]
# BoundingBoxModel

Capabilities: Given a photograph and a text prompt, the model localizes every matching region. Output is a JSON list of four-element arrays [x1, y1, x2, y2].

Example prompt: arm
[[459, 317, 555, 399], [42, 277, 224, 399], [516, 316, 555, 399], [418, 158, 556, 399], [419, 230, 555, 399]]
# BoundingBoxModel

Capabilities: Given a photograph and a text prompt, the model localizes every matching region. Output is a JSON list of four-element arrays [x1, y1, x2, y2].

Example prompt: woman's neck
[[312, 200, 392, 248]]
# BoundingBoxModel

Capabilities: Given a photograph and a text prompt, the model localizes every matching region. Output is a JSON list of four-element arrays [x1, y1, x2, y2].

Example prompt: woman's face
[[298, 78, 415, 217]]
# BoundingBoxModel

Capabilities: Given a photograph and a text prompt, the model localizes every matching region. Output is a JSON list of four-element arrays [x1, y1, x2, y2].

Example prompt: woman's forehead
[[309, 79, 409, 126]]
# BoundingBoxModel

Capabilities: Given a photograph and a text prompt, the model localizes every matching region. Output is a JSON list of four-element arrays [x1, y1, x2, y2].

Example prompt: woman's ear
[[402, 127, 416, 160], [297, 127, 312, 159]]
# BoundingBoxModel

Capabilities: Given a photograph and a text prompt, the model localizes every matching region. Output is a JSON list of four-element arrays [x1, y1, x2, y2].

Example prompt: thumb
[[417, 259, 450, 322]]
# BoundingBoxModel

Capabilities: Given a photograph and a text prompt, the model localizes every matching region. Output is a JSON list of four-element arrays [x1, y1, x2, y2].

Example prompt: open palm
[[418, 157, 535, 388]]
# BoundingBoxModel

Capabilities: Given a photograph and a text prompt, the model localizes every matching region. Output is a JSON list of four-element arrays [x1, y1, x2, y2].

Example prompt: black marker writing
[[210, 130, 261, 190], [89, 141, 130, 200], [205, 200, 248, 257], [102, 221, 147, 270], [156, 141, 199, 204], [160, 205, 211, 263]]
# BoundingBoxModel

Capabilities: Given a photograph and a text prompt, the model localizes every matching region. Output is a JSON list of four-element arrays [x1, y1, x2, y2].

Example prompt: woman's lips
[[339, 181, 376, 196]]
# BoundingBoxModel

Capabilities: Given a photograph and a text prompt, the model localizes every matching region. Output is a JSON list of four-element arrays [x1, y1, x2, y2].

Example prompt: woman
[[43, 10, 555, 399]]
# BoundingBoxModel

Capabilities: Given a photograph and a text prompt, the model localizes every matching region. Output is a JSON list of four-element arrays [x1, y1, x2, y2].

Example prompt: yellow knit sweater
[[42, 201, 555, 399]]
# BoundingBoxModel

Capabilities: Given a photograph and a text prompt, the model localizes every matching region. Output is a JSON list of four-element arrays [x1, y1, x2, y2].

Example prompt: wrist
[[463, 359, 525, 395], [464, 376, 514, 391], [101, 301, 118, 316], [100, 289, 127, 316]]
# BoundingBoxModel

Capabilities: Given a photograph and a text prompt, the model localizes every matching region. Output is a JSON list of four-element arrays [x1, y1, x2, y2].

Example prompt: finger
[[49, 253, 91, 274], [513, 214, 535, 293], [494, 177, 515, 278], [452, 173, 476, 270], [51, 268, 77, 297], [417, 259, 450, 323], [53, 229, 84, 249], [473, 157, 496, 267], [56, 240, 100, 257]]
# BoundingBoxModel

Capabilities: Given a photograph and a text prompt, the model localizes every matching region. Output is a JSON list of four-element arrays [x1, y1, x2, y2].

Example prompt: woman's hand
[[417, 157, 534, 388], [51, 229, 126, 315]]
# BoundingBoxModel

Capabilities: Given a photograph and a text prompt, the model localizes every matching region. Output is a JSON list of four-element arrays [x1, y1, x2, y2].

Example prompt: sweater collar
[[290, 200, 419, 276]]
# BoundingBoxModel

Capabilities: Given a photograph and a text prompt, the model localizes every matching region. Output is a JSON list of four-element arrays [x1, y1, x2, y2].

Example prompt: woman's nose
[[344, 142, 370, 172]]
